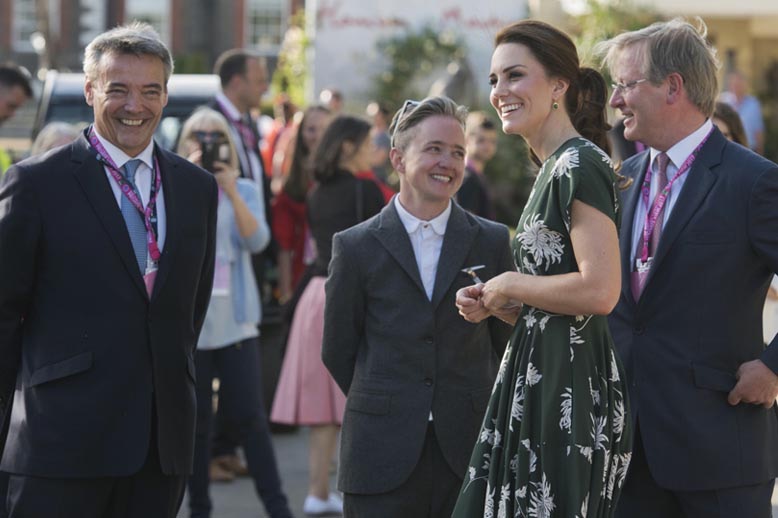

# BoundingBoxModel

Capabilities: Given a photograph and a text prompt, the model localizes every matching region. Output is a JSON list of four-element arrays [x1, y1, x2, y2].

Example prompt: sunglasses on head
[[391, 99, 420, 147]]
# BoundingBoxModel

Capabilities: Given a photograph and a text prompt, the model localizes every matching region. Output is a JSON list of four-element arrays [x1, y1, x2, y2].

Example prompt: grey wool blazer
[[322, 199, 515, 494]]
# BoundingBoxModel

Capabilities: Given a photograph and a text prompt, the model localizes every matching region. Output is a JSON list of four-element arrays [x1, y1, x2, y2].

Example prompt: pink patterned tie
[[631, 152, 670, 301], [649, 152, 670, 257]]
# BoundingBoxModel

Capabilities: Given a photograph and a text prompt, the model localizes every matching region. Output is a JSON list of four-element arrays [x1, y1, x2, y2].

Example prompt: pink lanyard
[[87, 128, 162, 263], [638, 129, 713, 262]]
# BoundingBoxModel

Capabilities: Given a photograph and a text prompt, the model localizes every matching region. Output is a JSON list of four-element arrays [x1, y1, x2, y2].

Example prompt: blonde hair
[[596, 17, 720, 117], [389, 96, 467, 151], [177, 107, 240, 171]]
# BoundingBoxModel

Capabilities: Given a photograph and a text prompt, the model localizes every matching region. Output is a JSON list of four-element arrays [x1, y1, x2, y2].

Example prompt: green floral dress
[[453, 138, 633, 518]]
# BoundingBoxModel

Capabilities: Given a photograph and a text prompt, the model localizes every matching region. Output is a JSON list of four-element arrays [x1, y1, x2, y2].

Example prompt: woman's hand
[[456, 284, 490, 323], [481, 272, 516, 313], [212, 161, 239, 198]]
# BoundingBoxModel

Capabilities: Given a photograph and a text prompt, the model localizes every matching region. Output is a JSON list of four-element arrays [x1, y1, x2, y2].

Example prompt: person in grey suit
[[597, 18, 778, 518], [321, 96, 514, 517]]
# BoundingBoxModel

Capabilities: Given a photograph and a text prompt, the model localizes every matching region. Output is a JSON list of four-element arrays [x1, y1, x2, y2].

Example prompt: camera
[[194, 130, 230, 173]]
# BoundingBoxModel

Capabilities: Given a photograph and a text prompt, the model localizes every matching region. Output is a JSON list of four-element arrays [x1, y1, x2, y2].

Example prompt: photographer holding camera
[[177, 107, 293, 518]]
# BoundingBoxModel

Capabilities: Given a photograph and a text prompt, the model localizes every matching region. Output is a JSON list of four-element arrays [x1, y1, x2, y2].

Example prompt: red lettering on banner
[[317, 1, 502, 31]]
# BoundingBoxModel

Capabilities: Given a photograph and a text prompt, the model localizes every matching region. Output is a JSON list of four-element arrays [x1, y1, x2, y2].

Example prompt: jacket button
[[424, 378, 433, 387], [634, 326, 645, 335]]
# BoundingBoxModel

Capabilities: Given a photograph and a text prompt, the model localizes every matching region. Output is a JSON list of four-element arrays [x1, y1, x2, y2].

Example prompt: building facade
[[0, 0, 295, 77]]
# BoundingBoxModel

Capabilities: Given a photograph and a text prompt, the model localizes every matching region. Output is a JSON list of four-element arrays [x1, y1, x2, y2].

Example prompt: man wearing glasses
[[598, 19, 778, 518], [322, 96, 514, 517]]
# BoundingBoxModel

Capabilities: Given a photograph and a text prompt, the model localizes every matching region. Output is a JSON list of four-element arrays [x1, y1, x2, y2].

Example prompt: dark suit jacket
[[608, 127, 778, 491], [322, 200, 514, 494], [0, 134, 217, 478]]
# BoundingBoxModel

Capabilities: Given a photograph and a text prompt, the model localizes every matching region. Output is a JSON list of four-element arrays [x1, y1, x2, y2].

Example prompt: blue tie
[[121, 159, 147, 273]]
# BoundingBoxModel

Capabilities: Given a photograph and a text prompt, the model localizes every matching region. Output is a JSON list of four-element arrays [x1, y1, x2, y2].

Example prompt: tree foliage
[[372, 25, 466, 110], [272, 11, 309, 109], [569, 0, 660, 75]]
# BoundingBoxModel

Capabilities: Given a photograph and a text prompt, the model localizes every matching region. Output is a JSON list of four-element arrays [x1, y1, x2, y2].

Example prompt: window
[[12, 0, 36, 52], [126, 0, 171, 45], [246, 0, 287, 56]]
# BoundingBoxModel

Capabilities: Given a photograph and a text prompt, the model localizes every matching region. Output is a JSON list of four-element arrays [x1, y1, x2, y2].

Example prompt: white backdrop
[[307, 0, 528, 110]]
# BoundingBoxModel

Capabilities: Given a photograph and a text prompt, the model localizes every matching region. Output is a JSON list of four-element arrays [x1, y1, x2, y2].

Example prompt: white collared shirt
[[214, 91, 266, 186], [94, 129, 167, 252], [394, 197, 451, 301], [630, 119, 713, 263]]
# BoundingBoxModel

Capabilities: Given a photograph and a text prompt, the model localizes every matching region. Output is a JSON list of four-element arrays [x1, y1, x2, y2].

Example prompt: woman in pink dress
[[271, 115, 387, 515]]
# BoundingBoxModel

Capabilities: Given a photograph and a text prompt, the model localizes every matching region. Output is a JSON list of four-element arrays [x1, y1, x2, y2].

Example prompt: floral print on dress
[[452, 138, 633, 518]]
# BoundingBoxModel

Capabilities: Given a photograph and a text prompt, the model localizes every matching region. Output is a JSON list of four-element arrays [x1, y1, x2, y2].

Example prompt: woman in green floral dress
[[452, 20, 632, 518]]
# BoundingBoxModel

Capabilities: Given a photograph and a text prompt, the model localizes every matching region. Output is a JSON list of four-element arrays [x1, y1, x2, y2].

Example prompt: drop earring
[[552, 101, 559, 110]]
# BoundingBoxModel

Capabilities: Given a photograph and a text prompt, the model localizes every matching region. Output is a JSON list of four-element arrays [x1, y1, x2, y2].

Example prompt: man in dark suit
[[207, 48, 274, 480], [322, 96, 514, 517], [598, 18, 778, 518], [0, 23, 216, 517]]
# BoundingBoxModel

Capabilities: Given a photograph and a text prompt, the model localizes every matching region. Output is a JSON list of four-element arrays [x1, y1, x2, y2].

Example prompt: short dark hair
[[214, 49, 263, 88], [0, 63, 33, 98]]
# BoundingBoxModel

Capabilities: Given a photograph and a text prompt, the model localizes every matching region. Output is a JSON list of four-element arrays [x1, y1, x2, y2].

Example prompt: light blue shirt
[[198, 178, 270, 349], [720, 92, 764, 150], [94, 130, 167, 252], [630, 119, 713, 265]]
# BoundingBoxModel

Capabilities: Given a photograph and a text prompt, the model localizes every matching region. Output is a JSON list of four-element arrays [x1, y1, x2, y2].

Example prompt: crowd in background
[[1, 14, 778, 518]]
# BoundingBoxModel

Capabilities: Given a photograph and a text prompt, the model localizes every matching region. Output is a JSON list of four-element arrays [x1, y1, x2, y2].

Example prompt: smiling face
[[393, 115, 465, 218], [489, 43, 558, 141], [85, 52, 168, 157], [608, 44, 667, 149]]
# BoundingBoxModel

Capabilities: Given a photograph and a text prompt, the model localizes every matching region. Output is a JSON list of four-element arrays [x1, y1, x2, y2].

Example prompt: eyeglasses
[[391, 99, 420, 147], [611, 78, 648, 95]]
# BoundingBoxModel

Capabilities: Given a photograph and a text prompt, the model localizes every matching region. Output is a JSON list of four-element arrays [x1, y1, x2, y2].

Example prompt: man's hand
[[456, 284, 490, 323], [727, 359, 778, 408]]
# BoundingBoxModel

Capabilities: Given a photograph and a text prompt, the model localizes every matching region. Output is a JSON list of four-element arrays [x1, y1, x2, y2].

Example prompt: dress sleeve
[[555, 141, 619, 230]]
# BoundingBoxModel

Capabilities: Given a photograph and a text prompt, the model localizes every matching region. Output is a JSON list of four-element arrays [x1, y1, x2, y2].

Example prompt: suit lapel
[[371, 203, 426, 297], [70, 135, 148, 298], [431, 203, 478, 308], [644, 132, 723, 284], [619, 152, 650, 306], [149, 147, 179, 301]]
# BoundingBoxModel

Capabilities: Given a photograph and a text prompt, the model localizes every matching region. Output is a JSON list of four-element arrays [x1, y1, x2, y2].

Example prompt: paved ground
[[177, 426, 329, 518], [175, 423, 778, 517]]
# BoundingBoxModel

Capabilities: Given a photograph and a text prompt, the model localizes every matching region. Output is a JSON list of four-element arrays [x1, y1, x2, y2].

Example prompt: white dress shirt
[[214, 91, 266, 185], [394, 197, 451, 300], [94, 129, 167, 253], [630, 119, 713, 264]]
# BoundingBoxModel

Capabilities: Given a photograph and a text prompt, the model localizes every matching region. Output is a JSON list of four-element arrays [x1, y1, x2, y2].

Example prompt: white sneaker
[[327, 492, 343, 513], [303, 493, 343, 516]]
